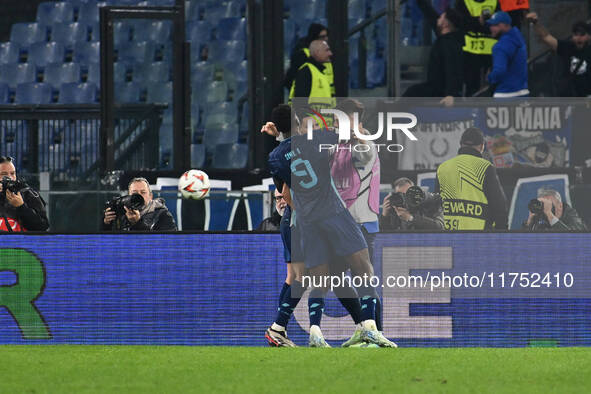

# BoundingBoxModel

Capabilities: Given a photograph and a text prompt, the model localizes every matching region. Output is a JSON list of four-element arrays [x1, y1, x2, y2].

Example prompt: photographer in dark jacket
[[103, 177, 177, 231], [257, 189, 286, 231], [380, 178, 445, 231], [0, 156, 48, 232], [523, 188, 587, 231]]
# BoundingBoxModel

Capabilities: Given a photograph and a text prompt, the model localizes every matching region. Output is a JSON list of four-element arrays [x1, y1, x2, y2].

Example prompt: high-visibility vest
[[289, 62, 336, 123], [499, 0, 529, 12], [462, 0, 498, 55], [437, 153, 492, 230], [303, 47, 335, 96]]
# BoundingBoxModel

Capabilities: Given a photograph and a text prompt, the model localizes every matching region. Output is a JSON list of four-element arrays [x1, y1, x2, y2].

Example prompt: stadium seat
[[86, 62, 127, 84], [113, 21, 133, 47], [37, 2, 75, 24], [10, 23, 47, 46], [216, 18, 246, 41], [204, 104, 239, 129], [233, 80, 247, 101], [132, 61, 170, 83], [288, 0, 326, 21], [78, 2, 107, 24], [27, 42, 66, 67], [191, 144, 206, 168], [203, 125, 239, 152], [208, 40, 245, 65], [348, 0, 368, 18], [284, 19, 296, 52], [116, 41, 156, 63], [192, 61, 216, 85], [0, 42, 21, 65], [202, 2, 242, 23], [74, 41, 100, 63], [134, 20, 172, 44], [51, 22, 88, 47], [0, 63, 37, 88], [187, 21, 213, 45], [114, 82, 142, 103], [0, 83, 10, 103], [58, 82, 98, 103], [366, 56, 385, 87], [43, 63, 81, 87], [146, 81, 172, 103], [14, 82, 53, 104], [204, 80, 228, 103], [212, 143, 248, 168]]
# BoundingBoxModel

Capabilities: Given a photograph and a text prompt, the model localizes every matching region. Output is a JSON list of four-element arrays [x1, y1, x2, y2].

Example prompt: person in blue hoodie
[[486, 11, 529, 97]]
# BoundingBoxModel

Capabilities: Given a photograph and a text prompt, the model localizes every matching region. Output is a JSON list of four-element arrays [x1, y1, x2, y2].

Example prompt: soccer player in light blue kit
[[289, 106, 396, 347]]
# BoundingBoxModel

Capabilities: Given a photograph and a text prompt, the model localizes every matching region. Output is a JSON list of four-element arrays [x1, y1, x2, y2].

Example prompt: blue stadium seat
[[212, 143, 247, 168], [187, 21, 213, 44], [0, 42, 21, 65], [369, 0, 387, 13], [0, 83, 10, 103], [146, 81, 172, 103], [74, 41, 100, 63], [14, 82, 53, 104], [132, 61, 170, 83], [191, 144, 206, 168], [203, 124, 238, 152], [117, 41, 156, 63], [10, 23, 47, 46], [113, 21, 133, 47], [86, 62, 127, 84], [78, 2, 107, 24], [192, 61, 216, 85], [233, 80, 247, 101], [51, 22, 88, 47], [27, 42, 65, 67], [58, 82, 98, 103], [114, 82, 141, 103], [0, 63, 37, 88], [43, 63, 81, 87], [208, 40, 245, 65], [202, 1, 242, 23], [204, 80, 228, 103], [284, 19, 296, 52], [37, 2, 74, 24], [366, 56, 385, 87], [288, 0, 326, 21], [348, 0, 368, 18], [134, 20, 172, 44], [204, 102, 239, 128], [216, 18, 246, 41]]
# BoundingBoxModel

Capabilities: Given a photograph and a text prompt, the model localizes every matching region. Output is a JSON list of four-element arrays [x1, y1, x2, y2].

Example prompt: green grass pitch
[[2, 346, 590, 393]]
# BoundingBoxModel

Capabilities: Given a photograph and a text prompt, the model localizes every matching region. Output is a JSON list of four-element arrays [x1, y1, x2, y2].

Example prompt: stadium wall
[[1, 233, 590, 347]]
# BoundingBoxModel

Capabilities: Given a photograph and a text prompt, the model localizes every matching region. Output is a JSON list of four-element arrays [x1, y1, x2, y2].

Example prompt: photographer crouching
[[380, 177, 444, 231], [524, 189, 587, 231], [103, 177, 177, 231], [0, 156, 49, 232]]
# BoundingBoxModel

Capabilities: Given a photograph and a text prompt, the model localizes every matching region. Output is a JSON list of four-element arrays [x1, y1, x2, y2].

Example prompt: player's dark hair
[[444, 7, 462, 31], [572, 20, 590, 35], [271, 104, 292, 136], [337, 98, 365, 121]]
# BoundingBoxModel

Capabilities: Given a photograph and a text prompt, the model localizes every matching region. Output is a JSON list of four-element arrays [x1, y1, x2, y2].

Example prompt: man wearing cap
[[526, 12, 591, 97], [486, 11, 529, 97], [434, 128, 508, 230]]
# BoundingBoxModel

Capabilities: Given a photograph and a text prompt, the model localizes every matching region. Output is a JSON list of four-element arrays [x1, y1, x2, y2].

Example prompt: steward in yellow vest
[[434, 128, 508, 230], [289, 40, 336, 124]]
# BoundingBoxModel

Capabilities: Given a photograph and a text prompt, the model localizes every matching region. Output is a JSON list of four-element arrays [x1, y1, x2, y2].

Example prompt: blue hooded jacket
[[487, 27, 529, 96]]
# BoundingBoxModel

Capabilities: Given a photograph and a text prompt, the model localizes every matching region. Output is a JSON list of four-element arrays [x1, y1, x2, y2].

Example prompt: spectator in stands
[[527, 13, 591, 97], [289, 40, 335, 114], [456, 0, 501, 96], [404, 0, 464, 105], [0, 156, 49, 232], [284, 23, 333, 94], [257, 189, 286, 231], [486, 11, 529, 97], [380, 177, 444, 231], [435, 128, 508, 230], [498, 0, 529, 30], [523, 188, 587, 231], [103, 177, 177, 231]]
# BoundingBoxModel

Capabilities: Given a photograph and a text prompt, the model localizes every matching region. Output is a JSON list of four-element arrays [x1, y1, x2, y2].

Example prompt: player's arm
[[282, 183, 293, 210], [526, 12, 558, 51]]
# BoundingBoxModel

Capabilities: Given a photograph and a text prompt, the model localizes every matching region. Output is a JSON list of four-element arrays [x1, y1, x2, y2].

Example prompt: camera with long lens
[[388, 186, 427, 212], [528, 198, 551, 230], [105, 194, 145, 217], [0, 176, 28, 200]]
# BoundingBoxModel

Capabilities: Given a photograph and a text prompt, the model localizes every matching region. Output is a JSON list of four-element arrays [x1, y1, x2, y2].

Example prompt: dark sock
[[278, 282, 290, 308], [308, 288, 325, 327], [358, 287, 378, 323], [274, 280, 303, 328], [333, 286, 362, 325], [375, 297, 383, 331]]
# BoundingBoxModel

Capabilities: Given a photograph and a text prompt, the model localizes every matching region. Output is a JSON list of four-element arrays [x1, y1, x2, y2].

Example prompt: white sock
[[271, 322, 285, 332], [361, 319, 377, 331]]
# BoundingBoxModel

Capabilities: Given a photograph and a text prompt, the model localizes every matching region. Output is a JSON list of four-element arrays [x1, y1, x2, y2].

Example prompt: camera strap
[[1, 214, 13, 232]]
